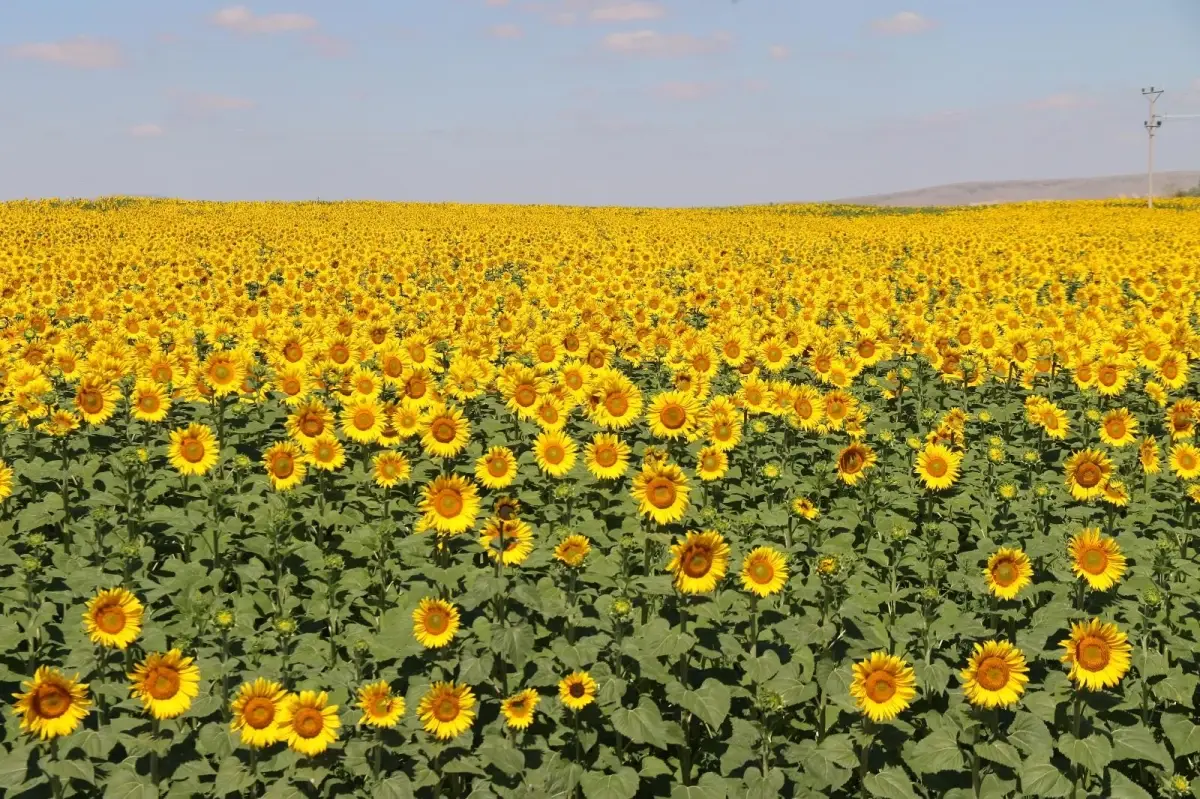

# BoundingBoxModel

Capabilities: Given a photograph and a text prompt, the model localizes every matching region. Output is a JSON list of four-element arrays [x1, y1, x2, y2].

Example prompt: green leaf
[[103, 767, 160, 799], [1111, 725, 1172, 769], [743, 767, 786, 799], [0, 747, 29, 786], [1107, 769, 1153, 799], [376, 775, 415, 799], [46, 757, 95, 785], [262, 783, 307, 799], [1153, 670, 1198, 709], [1161, 713, 1200, 757], [670, 772, 728, 799], [975, 741, 1022, 769], [1058, 734, 1112, 774], [1020, 760, 1072, 798], [213, 756, 251, 797], [478, 738, 526, 774], [611, 698, 670, 750], [666, 679, 731, 730], [906, 728, 964, 774], [580, 767, 640, 799], [1008, 711, 1053, 756], [862, 766, 919, 799]]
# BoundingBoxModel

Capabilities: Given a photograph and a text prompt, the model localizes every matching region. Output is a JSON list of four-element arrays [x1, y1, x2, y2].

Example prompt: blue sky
[[1, 0, 1198, 205]]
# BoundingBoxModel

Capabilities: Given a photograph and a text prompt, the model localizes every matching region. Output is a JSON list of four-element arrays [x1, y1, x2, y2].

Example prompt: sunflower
[[83, 588, 144, 650], [836, 442, 878, 486], [475, 446, 518, 489], [273, 363, 308, 406], [1068, 528, 1126, 590], [12, 667, 92, 740], [960, 640, 1028, 709], [849, 652, 917, 723], [0, 460, 13, 502], [983, 548, 1033, 600], [168, 423, 219, 477], [479, 517, 535, 566], [263, 441, 306, 491], [1098, 408, 1138, 447], [287, 399, 332, 443], [554, 534, 591, 567], [412, 597, 460, 649], [494, 496, 521, 521], [203, 350, 247, 397], [129, 379, 171, 423], [587, 371, 643, 429], [666, 530, 730, 594], [914, 443, 963, 491], [75, 376, 119, 425], [1101, 479, 1129, 507], [419, 475, 481, 534], [631, 461, 690, 526], [500, 689, 540, 730], [791, 496, 820, 520], [372, 450, 411, 488], [128, 649, 201, 720], [532, 395, 567, 432], [230, 678, 289, 748], [1170, 443, 1200, 480], [341, 398, 386, 445], [695, 445, 729, 482], [277, 690, 340, 757], [306, 434, 346, 472], [417, 682, 476, 740], [1139, 437, 1161, 474], [740, 546, 788, 597], [534, 430, 577, 478], [1060, 619, 1132, 690], [558, 671, 597, 711], [356, 681, 405, 728], [647, 390, 701, 440], [789, 385, 825, 432], [1063, 448, 1113, 501], [584, 433, 630, 480], [420, 403, 471, 458]]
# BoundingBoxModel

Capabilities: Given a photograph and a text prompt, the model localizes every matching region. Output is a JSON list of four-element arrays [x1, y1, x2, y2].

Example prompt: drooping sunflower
[[1060, 618, 1132, 690], [230, 678, 289, 748], [475, 446, 518, 489], [960, 640, 1029, 709], [584, 433, 630, 480], [83, 588, 144, 650], [631, 461, 690, 526], [666, 530, 730, 594], [558, 671, 597, 711], [168, 423, 219, 477], [420, 403, 471, 459], [849, 652, 917, 723], [277, 690, 340, 757], [836, 442, 878, 486], [419, 475, 481, 534], [479, 517, 535, 566], [1170, 443, 1200, 480], [305, 434, 346, 472], [500, 689, 540, 730], [914, 443, 963, 491], [646, 390, 701, 440], [129, 379, 171, 424], [341, 397, 386, 445], [417, 682, 476, 740], [740, 546, 789, 597], [554, 534, 591, 567], [372, 450, 411, 488], [696, 445, 730, 482], [287, 399, 332, 443], [12, 667, 92, 740], [263, 441, 306, 491], [1069, 528, 1126, 590], [356, 681, 405, 728], [983, 548, 1033, 600], [128, 649, 201, 720], [534, 430, 578, 478], [1098, 408, 1138, 447], [412, 597, 460, 649], [75, 376, 120, 425], [1063, 448, 1113, 501], [1139, 437, 1161, 474]]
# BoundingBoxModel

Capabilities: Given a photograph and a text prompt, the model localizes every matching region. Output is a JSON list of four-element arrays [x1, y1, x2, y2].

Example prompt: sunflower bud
[[553, 483, 572, 501], [214, 609, 235, 629], [324, 554, 344, 572], [1034, 485, 1049, 498], [978, 410, 993, 424], [136, 448, 149, 464], [900, 367, 913, 380], [906, 437, 922, 450], [878, 430, 895, 444], [1141, 587, 1163, 608], [816, 555, 841, 578], [988, 447, 1006, 464], [755, 687, 784, 713], [352, 639, 371, 656], [699, 505, 719, 523], [1086, 409, 1101, 423], [20, 556, 42, 575], [611, 597, 633, 620], [919, 585, 940, 604], [998, 483, 1017, 500], [25, 532, 47, 550], [751, 420, 768, 435], [761, 463, 781, 480], [233, 454, 252, 470], [1155, 537, 1175, 555], [1167, 775, 1191, 796], [1023, 450, 1039, 464], [121, 540, 141, 559], [89, 506, 112, 525], [275, 617, 297, 637], [920, 408, 936, 421]]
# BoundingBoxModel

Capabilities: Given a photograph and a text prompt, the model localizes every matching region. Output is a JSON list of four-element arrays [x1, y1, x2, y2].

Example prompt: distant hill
[[837, 171, 1200, 206]]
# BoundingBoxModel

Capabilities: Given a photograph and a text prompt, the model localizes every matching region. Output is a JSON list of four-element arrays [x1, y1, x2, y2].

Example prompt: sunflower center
[[354, 410, 376, 431], [138, 394, 160, 412], [827, 400, 846, 420], [433, 697, 460, 722], [284, 343, 304, 362], [1163, 362, 1177, 379], [1098, 366, 1117, 386], [1181, 452, 1198, 470], [647, 478, 677, 509], [431, 419, 456, 442], [566, 373, 583, 390], [858, 340, 876, 358], [544, 445, 564, 464], [243, 697, 276, 729], [1076, 462, 1102, 488], [300, 415, 323, 437], [436, 490, 464, 518], [864, 671, 896, 703], [425, 609, 449, 635], [79, 388, 103, 413], [714, 422, 732, 440], [213, 364, 232, 383], [1105, 419, 1125, 439], [497, 503, 516, 521], [97, 606, 127, 633], [604, 394, 629, 417], [1081, 547, 1108, 575], [487, 456, 509, 477], [514, 385, 537, 407], [569, 683, 586, 699], [33, 684, 72, 719], [794, 399, 813, 419], [407, 377, 427, 398], [693, 355, 711, 372], [683, 548, 713, 578], [749, 561, 773, 584], [926, 457, 948, 478], [1012, 344, 1028, 362], [146, 666, 181, 700], [379, 461, 398, 479], [992, 561, 1017, 587], [702, 453, 720, 471], [595, 446, 618, 467], [660, 405, 686, 430], [281, 377, 301, 395], [1078, 636, 1111, 671], [371, 697, 392, 716], [746, 389, 763, 405], [409, 345, 426, 362], [539, 405, 559, 424], [315, 444, 335, 462], [841, 451, 863, 473], [152, 364, 172, 381], [331, 345, 349, 364], [537, 345, 556, 363], [724, 342, 741, 358], [272, 454, 295, 479], [976, 657, 1010, 691], [588, 350, 605, 368], [292, 707, 324, 738]]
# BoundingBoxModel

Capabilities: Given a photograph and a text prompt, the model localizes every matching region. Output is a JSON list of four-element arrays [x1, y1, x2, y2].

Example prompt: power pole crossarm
[[1142, 87, 1164, 209]]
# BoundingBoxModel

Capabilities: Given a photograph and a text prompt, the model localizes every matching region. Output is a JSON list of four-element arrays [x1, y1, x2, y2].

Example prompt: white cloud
[[768, 44, 789, 60], [129, 124, 165, 138], [1026, 92, 1095, 111], [870, 11, 934, 36], [654, 81, 720, 100], [8, 36, 123, 69], [170, 91, 256, 116], [211, 6, 317, 34], [489, 23, 524, 39], [590, 2, 665, 22], [602, 30, 731, 58]]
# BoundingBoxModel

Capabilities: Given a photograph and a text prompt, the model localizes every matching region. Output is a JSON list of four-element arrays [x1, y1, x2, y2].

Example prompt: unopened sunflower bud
[[755, 687, 784, 712], [324, 554, 344, 572], [233, 454, 252, 470], [919, 585, 940, 603], [1141, 587, 1163, 608], [1035, 485, 1049, 497], [352, 639, 371, 656], [1023, 450, 1039, 464], [1155, 537, 1175, 555], [214, 610, 235, 629], [121, 541, 141, 558], [611, 597, 633, 619], [1086, 409, 1101, 423], [25, 532, 47, 550], [275, 617, 297, 636], [890, 525, 910, 543], [761, 463, 781, 480], [752, 420, 768, 435], [20, 556, 41, 575], [553, 484, 572, 501], [978, 410, 993, 424]]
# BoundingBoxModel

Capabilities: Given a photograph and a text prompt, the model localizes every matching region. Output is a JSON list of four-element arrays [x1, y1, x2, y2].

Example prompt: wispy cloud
[[210, 6, 317, 34], [8, 36, 123, 69], [1025, 92, 1096, 111], [590, 2, 666, 22], [129, 124, 165, 138], [768, 44, 789, 60], [489, 23, 524, 39], [518, 1, 666, 26], [602, 30, 731, 58], [870, 11, 934, 36], [653, 81, 721, 101], [169, 91, 256, 119]]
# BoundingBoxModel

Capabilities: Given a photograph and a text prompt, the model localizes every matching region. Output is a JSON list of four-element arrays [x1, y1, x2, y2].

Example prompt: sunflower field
[[1, 197, 1200, 798]]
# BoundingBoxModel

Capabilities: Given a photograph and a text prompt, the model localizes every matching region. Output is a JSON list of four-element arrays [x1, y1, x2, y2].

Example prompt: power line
[[1142, 87, 1163, 209]]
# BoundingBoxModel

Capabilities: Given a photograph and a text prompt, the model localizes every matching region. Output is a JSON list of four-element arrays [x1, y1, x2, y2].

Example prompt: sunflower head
[[960, 640, 1029, 708], [558, 671, 598, 712], [740, 546, 789, 597], [849, 652, 917, 723], [665, 530, 730, 595], [417, 682, 476, 740], [84, 588, 144, 650], [12, 666, 92, 740], [357, 681, 405, 728], [983, 547, 1033, 600], [500, 689, 540, 730], [1060, 618, 1132, 691]]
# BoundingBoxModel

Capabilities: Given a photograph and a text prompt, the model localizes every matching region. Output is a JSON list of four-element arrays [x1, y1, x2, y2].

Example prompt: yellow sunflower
[[83, 588, 144, 650], [372, 450, 411, 488], [305, 433, 346, 472], [128, 649, 201, 720], [960, 640, 1028, 709], [647, 390, 701, 440], [558, 671, 597, 711], [203, 350, 247, 397], [341, 398, 386, 445], [1098, 408, 1138, 447], [584, 433, 630, 480], [836, 442, 878, 486], [1068, 528, 1126, 590], [75, 376, 119, 426], [277, 690, 340, 757], [12, 667, 92, 740], [356, 681, 405, 728], [417, 682, 476, 740], [740, 546, 788, 597], [1060, 619, 1132, 690], [983, 548, 1033, 600], [1139, 437, 1161, 474], [500, 689, 540, 730], [631, 461, 691, 525], [230, 678, 289, 748], [168, 423, 219, 477], [914, 443, 963, 491], [0, 460, 13, 502], [666, 530, 730, 594], [263, 441, 306, 491], [421, 403, 471, 459], [476, 446, 518, 489], [696, 445, 729, 481], [1170, 443, 1200, 480], [1063, 448, 1113, 501], [849, 652, 917, 723], [412, 597, 460, 649], [287, 400, 332, 443], [419, 475, 481, 534], [554, 534, 591, 567], [479, 517, 535, 566], [129, 379, 171, 424], [587, 371, 643, 429], [534, 430, 578, 478]]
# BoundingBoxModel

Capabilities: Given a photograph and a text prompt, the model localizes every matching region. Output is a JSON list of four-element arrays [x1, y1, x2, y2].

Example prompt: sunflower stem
[[857, 720, 875, 789], [749, 595, 759, 658], [1070, 692, 1084, 797], [48, 738, 63, 799], [372, 726, 383, 783]]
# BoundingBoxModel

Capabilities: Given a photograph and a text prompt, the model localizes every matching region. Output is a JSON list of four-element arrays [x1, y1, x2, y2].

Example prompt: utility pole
[[1142, 87, 1163, 208]]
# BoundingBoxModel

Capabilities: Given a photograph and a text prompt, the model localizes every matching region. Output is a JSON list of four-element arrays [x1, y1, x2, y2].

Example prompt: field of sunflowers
[[1, 196, 1199, 798]]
